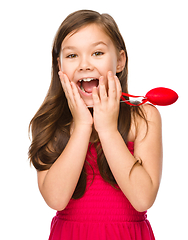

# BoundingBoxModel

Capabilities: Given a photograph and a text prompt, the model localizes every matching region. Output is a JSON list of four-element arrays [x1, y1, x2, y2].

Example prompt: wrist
[[73, 123, 93, 134], [97, 128, 120, 140]]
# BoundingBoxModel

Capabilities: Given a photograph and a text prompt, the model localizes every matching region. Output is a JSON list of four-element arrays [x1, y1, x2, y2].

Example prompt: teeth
[[79, 78, 95, 82], [79, 78, 98, 93]]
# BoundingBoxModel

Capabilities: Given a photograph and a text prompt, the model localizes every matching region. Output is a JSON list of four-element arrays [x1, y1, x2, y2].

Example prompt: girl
[[29, 10, 162, 240]]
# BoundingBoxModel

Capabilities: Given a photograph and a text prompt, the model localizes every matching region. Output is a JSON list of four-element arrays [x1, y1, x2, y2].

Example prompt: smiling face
[[58, 24, 126, 106]]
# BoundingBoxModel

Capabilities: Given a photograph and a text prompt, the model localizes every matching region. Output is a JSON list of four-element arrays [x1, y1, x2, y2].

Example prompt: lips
[[77, 78, 99, 95]]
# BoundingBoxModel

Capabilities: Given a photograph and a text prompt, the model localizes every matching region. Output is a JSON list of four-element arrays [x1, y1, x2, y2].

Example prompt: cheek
[[60, 54, 75, 74], [98, 57, 117, 82], [61, 61, 74, 78], [111, 57, 118, 74], [100, 55, 118, 74], [60, 59, 68, 72]]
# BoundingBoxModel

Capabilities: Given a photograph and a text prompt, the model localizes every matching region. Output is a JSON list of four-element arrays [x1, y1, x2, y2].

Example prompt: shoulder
[[127, 104, 162, 142], [140, 104, 162, 132], [142, 104, 161, 122]]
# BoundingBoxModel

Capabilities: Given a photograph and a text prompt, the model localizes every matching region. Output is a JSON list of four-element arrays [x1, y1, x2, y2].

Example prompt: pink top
[[49, 142, 155, 240]]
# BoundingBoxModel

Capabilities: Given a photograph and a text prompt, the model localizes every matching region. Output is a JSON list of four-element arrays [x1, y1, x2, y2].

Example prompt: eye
[[92, 51, 104, 57], [66, 54, 78, 58]]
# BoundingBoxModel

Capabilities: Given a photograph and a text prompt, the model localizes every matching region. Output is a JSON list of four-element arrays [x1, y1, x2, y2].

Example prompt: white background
[[1, 0, 187, 239]]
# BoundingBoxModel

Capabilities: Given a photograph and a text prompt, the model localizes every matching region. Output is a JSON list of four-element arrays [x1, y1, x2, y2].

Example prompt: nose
[[78, 56, 93, 72]]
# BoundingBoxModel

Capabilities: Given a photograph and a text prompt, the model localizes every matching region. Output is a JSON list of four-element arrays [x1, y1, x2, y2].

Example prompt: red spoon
[[121, 87, 178, 106]]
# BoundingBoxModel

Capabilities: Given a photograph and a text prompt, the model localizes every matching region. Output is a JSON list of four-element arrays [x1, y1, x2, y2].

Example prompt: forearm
[[98, 130, 156, 212], [39, 126, 92, 210]]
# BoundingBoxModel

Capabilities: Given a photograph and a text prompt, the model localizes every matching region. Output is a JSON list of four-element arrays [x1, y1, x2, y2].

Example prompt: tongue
[[82, 79, 99, 93]]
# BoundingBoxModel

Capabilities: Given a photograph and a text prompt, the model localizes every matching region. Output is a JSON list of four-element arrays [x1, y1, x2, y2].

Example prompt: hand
[[92, 71, 122, 134], [59, 71, 93, 129]]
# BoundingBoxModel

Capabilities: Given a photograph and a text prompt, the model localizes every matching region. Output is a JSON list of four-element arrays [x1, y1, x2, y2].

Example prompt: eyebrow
[[62, 41, 108, 51], [91, 41, 108, 47]]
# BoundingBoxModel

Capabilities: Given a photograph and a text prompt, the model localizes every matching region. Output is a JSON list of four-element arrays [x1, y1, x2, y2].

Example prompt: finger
[[99, 76, 107, 102], [114, 75, 122, 101], [92, 86, 100, 107], [58, 71, 64, 87], [71, 81, 85, 107], [59, 71, 68, 95], [108, 71, 117, 100], [64, 74, 76, 104], [59, 73, 75, 105], [71, 81, 80, 98]]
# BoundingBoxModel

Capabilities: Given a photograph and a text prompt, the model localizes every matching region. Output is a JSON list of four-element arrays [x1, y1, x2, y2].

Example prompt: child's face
[[59, 24, 125, 106]]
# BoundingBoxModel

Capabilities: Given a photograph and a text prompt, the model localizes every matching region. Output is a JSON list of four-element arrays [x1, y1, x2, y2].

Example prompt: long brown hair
[[28, 10, 146, 199]]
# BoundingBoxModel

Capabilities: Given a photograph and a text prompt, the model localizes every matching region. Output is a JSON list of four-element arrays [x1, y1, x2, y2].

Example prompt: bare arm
[[98, 105, 162, 212], [38, 125, 92, 211], [37, 72, 93, 211], [92, 72, 162, 212]]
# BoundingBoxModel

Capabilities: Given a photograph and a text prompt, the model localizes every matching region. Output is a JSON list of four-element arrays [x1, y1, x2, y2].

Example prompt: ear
[[57, 57, 62, 71], [116, 50, 126, 73]]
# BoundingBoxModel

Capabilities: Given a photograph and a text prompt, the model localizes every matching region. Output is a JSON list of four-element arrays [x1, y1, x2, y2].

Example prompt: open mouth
[[77, 78, 99, 94]]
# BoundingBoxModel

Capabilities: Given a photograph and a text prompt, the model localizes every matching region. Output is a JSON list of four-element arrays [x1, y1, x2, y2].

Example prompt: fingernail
[[92, 86, 97, 93], [99, 76, 104, 84], [58, 72, 64, 82], [108, 71, 113, 77], [61, 74, 65, 81]]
